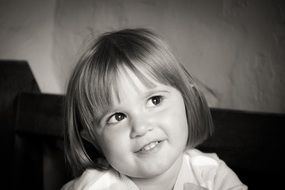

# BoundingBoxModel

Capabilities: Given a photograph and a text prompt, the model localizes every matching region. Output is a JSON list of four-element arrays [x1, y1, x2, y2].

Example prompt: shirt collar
[[173, 154, 208, 190]]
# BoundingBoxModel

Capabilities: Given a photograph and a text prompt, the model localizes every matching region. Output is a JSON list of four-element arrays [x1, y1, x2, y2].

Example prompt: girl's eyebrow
[[96, 105, 116, 124], [144, 88, 170, 98]]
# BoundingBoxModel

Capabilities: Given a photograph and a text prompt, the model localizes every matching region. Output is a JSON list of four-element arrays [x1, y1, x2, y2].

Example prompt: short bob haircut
[[65, 28, 213, 177]]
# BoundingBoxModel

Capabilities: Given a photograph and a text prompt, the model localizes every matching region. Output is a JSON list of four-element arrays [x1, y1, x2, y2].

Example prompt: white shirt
[[61, 149, 247, 190]]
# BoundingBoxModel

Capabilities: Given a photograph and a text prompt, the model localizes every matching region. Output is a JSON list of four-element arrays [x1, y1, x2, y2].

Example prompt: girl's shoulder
[[183, 148, 247, 190], [61, 169, 107, 190], [184, 148, 220, 164], [61, 169, 138, 190]]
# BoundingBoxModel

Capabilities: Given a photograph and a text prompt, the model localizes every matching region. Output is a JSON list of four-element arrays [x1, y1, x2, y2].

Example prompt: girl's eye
[[147, 96, 163, 107], [107, 113, 126, 124]]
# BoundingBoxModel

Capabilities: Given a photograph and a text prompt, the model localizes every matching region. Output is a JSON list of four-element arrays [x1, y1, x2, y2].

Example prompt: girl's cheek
[[103, 124, 129, 140], [153, 106, 173, 119]]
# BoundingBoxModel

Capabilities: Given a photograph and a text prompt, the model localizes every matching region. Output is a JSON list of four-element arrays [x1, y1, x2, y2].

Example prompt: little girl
[[62, 28, 247, 190]]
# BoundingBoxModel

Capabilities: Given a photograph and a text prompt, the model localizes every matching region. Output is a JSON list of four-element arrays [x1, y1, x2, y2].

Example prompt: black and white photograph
[[0, 0, 284, 189]]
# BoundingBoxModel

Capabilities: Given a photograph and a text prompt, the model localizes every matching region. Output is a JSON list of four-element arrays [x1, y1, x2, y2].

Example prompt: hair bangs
[[109, 37, 181, 98]]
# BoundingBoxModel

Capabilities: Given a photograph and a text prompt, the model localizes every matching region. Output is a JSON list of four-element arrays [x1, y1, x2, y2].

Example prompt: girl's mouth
[[136, 140, 163, 153]]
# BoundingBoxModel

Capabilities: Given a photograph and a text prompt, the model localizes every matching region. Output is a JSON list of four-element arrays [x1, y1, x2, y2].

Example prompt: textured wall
[[0, 0, 60, 93], [1, 0, 284, 113], [52, 0, 285, 113]]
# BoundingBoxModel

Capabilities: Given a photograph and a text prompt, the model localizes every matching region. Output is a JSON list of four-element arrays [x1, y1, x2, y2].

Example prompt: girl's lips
[[135, 140, 164, 154]]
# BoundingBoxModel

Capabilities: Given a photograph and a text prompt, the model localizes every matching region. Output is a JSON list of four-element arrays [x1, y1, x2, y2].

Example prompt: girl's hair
[[65, 28, 213, 177]]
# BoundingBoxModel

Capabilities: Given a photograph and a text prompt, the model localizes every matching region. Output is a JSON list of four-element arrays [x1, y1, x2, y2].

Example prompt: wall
[[1, 0, 284, 113], [52, 0, 285, 113], [0, 0, 60, 93]]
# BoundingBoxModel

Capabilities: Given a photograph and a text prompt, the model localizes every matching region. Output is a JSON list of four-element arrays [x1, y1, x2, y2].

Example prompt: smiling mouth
[[136, 140, 163, 153]]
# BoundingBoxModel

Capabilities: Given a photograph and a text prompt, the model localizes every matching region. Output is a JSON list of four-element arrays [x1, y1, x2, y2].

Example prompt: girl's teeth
[[141, 141, 159, 151]]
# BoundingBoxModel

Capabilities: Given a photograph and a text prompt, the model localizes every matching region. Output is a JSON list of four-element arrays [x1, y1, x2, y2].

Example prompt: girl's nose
[[130, 116, 153, 138]]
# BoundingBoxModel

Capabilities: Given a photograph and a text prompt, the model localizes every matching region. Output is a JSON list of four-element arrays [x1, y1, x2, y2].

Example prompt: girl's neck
[[130, 154, 184, 190]]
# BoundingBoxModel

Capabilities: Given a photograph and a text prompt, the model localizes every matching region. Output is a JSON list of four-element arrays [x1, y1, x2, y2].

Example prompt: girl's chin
[[131, 153, 183, 180], [126, 160, 177, 179]]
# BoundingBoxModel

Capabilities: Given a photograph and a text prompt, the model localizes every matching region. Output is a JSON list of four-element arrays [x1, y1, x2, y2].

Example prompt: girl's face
[[94, 67, 188, 179]]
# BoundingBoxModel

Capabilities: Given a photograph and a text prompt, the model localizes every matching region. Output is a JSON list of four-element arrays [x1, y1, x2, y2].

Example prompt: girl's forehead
[[111, 66, 159, 102], [120, 66, 154, 88]]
